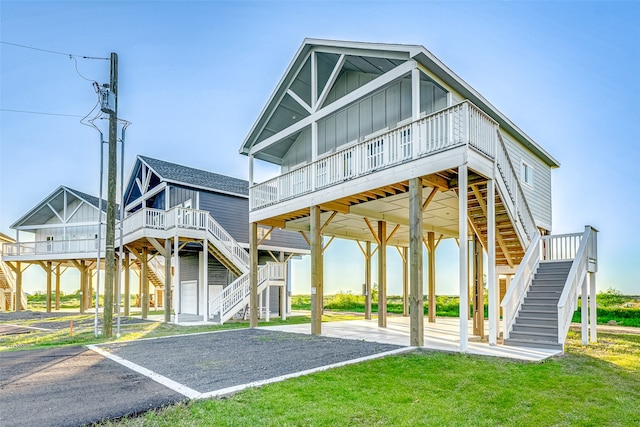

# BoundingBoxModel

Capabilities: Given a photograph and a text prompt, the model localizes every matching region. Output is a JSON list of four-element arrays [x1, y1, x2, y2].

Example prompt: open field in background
[[99, 330, 640, 427], [292, 292, 640, 327]]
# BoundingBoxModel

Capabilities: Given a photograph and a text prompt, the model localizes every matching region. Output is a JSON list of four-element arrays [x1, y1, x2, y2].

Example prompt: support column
[[581, 275, 588, 345], [409, 177, 423, 346], [202, 238, 208, 322], [589, 272, 597, 342], [378, 221, 387, 327], [280, 251, 286, 321], [473, 234, 484, 338], [427, 231, 436, 323], [365, 241, 372, 320], [46, 261, 52, 313], [124, 253, 130, 316], [87, 267, 93, 310], [310, 205, 323, 335], [487, 179, 498, 345], [458, 164, 469, 352], [15, 262, 23, 311], [164, 239, 172, 323], [55, 264, 61, 311], [402, 246, 409, 317], [249, 222, 258, 328], [174, 235, 181, 323], [79, 261, 86, 314], [141, 247, 149, 319], [266, 285, 270, 322]]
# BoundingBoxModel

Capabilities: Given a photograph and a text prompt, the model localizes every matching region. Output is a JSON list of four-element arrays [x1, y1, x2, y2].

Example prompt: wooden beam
[[395, 246, 406, 262], [321, 211, 338, 233], [356, 240, 367, 258], [310, 206, 323, 335], [496, 233, 514, 269], [322, 236, 335, 254], [319, 201, 350, 214], [458, 164, 469, 353], [363, 218, 380, 245], [259, 218, 286, 228], [146, 237, 166, 257], [386, 224, 401, 242], [402, 246, 408, 317], [422, 173, 449, 190], [257, 226, 275, 246], [378, 220, 387, 328], [422, 187, 439, 211], [164, 239, 172, 323], [427, 231, 436, 323], [141, 247, 149, 319], [364, 241, 372, 320], [299, 230, 310, 246]]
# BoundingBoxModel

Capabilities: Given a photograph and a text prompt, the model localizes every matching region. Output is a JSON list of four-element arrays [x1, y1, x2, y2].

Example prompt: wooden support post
[[280, 251, 287, 321], [459, 164, 469, 352], [402, 246, 408, 317], [589, 272, 597, 342], [473, 234, 485, 338], [487, 179, 498, 345], [79, 261, 86, 314], [164, 238, 172, 323], [310, 205, 323, 335], [124, 253, 130, 316], [46, 261, 52, 313], [87, 267, 93, 310], [202, 238, 208, 322], [249, 222, 258, 328], [409, 177, 423, 346], [427, 231, 436, 323], [174, 235, 181, 323], [55, 264, 61, 311], [377, 220, 387, 328], [141, 247, 149, 319], [14, 262, 22, 311], [365, 241, 372, 320]]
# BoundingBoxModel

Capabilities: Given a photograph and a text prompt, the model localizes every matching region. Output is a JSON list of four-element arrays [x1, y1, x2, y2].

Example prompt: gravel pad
[[102, 328, 403, 392]]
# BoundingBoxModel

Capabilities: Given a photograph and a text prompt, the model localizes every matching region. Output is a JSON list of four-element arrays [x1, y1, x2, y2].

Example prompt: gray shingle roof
[[139, 156, 248, 196]]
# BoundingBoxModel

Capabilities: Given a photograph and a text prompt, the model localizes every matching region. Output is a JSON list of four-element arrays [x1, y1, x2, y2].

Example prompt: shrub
[[597, 288, 627, 307]]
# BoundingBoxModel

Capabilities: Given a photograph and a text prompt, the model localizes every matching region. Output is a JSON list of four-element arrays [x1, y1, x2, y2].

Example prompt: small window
[[521, 161, 534, 187]]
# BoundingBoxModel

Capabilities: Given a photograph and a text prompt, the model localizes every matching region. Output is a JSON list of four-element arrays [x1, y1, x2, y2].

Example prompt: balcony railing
[[251, 101, 498, 210], [2, 238, 106, 257]]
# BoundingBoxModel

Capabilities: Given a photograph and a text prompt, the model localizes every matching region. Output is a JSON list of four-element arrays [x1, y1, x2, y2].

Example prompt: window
[[521, 161, 534, 187]]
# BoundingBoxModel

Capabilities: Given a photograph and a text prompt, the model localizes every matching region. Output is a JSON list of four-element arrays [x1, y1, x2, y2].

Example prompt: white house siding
[[35, 201, 100, 241], [500, 130, 553, 231], [282, 128, 312, 172]]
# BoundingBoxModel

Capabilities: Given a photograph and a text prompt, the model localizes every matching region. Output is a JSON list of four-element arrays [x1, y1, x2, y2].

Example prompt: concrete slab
[[260, 316, 562, 361]]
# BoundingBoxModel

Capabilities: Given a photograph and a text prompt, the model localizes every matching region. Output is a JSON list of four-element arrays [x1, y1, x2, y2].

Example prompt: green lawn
[[102, 330, 640, 426]]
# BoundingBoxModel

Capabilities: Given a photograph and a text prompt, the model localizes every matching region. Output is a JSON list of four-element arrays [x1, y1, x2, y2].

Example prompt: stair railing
[[495, 131, 537, 245], [147, 256, 166, 284], [557, 226, 598, 344], [209, 262, 284, 324], [501, 231, 541, 339]]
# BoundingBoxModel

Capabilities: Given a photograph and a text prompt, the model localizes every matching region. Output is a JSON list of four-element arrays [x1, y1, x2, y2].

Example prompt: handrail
[[1, 238, 106, 257], [250, 100, 498, 210], [495, 131, 537, 243], [209, 262, 285, 324], [557, 226, 598, 344], [501, 231, 541, 338]]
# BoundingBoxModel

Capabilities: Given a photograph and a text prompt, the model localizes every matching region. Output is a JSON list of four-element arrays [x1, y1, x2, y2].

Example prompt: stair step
[[534, 273, 569, 280], [509, 329, 557, 341], [512, 323, 558, 334], [530, 280, 565, 287], [526, 291, 562, 299], [523, 297, 560, 305], [519, 309, 557, 319], [504, 337, 563, 350], [515, 316, 558, 327]]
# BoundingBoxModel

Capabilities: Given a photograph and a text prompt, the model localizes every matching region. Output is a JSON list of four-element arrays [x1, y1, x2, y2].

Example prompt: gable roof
[[138, 156, 249, 197], [240, 38, 560, 168], [11, 185, 117, 229]]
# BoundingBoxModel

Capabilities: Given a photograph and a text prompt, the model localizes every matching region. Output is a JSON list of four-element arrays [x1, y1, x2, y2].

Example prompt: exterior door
[[180, 280, 198, 315]]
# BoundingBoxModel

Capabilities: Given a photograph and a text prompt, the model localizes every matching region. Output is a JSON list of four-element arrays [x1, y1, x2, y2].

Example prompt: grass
[[0, 312, 359, 352], [101, 330, 640, 426], [292, 293, 640, 326]]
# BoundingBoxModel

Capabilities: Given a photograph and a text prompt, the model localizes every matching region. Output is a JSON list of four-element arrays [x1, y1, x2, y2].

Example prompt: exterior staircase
[[504, 261, 571, 350]]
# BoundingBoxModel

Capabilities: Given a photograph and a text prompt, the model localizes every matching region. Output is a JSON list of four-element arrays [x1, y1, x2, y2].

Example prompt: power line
[[0, 108, 84, 118], [0, 41, 109, 60]]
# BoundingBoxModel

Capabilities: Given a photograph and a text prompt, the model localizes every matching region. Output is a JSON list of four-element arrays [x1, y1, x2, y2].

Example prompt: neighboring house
[[239, 38, 598, 351], [2, 186, 108, 312], [0, 232, 22, 311], [1, 157, 309, 323]]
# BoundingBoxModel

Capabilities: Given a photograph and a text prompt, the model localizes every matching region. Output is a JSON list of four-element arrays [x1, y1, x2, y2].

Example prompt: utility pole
[[103, 52, 118, 338]]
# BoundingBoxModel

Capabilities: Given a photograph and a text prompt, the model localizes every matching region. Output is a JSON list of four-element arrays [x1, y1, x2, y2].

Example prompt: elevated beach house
[[240, 39, 598, 351], [1, 156, 308, 323]]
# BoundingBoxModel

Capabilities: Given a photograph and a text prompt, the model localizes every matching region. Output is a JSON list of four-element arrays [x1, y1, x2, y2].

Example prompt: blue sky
[[1, 1, 638, 295]]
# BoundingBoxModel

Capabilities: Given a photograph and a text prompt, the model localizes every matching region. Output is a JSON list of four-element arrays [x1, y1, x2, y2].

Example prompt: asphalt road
[[0, 346, 185, 427]]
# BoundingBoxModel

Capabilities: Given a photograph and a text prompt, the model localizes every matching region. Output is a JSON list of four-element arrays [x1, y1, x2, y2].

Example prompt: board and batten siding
[[199, 190, 309, 251], [500, 130, 552, 231], [35, 200, 101, 241], [170, 186, 198, 209]]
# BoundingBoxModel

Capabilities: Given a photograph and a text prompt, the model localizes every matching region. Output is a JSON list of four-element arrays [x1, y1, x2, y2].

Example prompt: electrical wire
[[0, 41, 109, 60], [0, 108, 84, 118], [71, 56, 96, 82]]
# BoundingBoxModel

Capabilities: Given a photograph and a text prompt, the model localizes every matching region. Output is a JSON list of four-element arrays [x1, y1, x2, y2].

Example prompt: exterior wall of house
[[500, 130, 553, 231], [34, 200, 101, 241], [169, 186, 198, 209]]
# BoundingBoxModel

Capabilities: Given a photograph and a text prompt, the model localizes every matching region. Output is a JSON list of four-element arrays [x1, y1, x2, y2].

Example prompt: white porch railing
[[147, 256, 166, 285], [2, 238, 106, 257], [502, 231, 542, 339], [209, 262, 285, 324], [556, 226, 598, 344], [251, 101, 498, 210]]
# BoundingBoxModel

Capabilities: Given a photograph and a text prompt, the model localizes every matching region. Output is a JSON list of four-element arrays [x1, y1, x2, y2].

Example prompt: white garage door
[[181, 280, 198, 315]]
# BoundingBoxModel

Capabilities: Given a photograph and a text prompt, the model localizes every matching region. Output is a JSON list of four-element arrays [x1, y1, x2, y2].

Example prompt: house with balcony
[[1, 156, 308, 323], [240, 38, 598, 351]]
